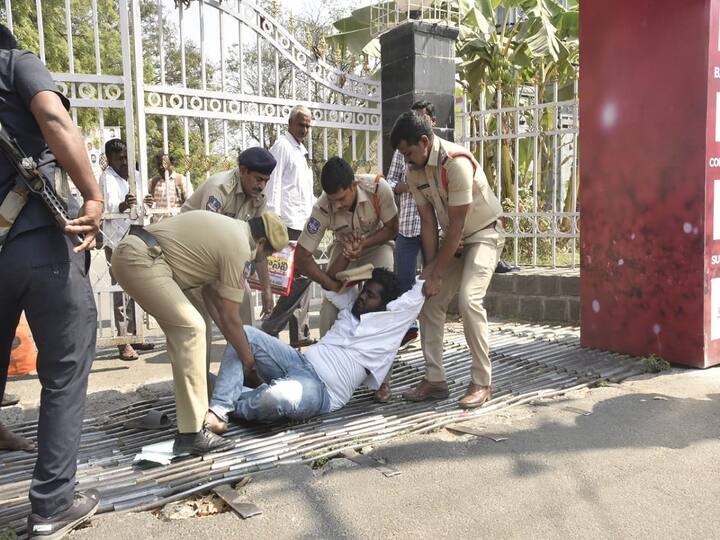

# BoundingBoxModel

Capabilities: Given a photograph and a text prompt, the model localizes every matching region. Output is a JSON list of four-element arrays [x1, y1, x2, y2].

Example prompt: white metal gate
[[1, 0, 383, 346]]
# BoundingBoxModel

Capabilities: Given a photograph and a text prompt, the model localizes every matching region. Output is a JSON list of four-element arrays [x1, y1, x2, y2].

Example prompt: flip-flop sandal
[[123, 409, 172, 430], [118, 351, 139, 361], [0, 394, 19, 408]]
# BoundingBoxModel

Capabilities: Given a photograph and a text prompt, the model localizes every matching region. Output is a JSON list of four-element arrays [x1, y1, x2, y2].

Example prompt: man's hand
[[393, 182, 409, 195], [420, 260, 435, 280], [65, 199, 103, 252], [454, 239, 465, 257], [143, 194, 154, 206], [423, 274, 443, 298], [342, 231, 365, 261], [119, 193, 136, 213], [260, 289, 274, 318]]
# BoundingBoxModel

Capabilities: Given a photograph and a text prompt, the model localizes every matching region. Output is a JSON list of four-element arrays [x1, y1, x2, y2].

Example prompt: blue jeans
[[209, 326, 331, 423], [395, 234, 422, 294]]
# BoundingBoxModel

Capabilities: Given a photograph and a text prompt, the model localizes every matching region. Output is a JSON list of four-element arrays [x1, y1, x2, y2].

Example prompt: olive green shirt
[[147, 211, 255, 303], [297, 175, 397, 253], [407, 136, 502, 243], [181, 168, 265, 220]]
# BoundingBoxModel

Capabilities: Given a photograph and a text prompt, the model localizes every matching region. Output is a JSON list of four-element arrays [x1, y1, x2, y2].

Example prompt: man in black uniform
[[0, 25, 103, 539]]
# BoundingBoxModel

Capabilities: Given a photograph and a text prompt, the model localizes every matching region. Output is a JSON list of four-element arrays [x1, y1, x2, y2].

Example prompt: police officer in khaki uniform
[[182, 147, 276, 368], [390, 111, 504, 408], [111, 211, 288, 455], [295, 156, 398, 336]]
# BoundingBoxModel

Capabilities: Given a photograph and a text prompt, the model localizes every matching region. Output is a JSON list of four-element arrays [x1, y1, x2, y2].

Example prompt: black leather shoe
[[173, 424, 235, 455], [27, 489, 100, 539]]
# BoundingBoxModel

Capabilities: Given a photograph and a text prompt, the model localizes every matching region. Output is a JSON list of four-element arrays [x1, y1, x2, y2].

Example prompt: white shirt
[[305, 279, 425, 411], [98, 167, 137, 247], [265, 132, 315, 230]]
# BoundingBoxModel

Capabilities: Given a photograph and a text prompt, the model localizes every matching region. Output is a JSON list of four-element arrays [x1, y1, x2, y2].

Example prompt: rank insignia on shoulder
[[307, 217, 321, 234], [206, 195, 222, 212]]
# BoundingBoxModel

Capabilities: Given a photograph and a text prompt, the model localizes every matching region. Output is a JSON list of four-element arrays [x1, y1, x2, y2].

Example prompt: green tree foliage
[[2, 0, 378, 191], [3, 0, 126, 130]]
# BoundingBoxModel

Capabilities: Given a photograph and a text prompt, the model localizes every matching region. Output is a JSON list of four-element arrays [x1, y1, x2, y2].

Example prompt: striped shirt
[[386, 149, 421, 237]]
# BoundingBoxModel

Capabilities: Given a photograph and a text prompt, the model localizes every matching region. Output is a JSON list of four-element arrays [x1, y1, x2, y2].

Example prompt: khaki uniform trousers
[[419, 233, 504, 387], [185, 283, 254, 386], [318, 241, 394, 336], [111, 236, 208, 433]]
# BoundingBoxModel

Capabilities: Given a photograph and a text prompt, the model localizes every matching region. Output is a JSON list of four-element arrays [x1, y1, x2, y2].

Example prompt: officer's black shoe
[[173, 424, 235, 455], [27, 489, 100, 540]]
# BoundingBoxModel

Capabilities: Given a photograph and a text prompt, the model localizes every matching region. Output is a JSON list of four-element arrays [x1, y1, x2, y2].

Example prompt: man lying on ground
[[203, 267, 425, 432]]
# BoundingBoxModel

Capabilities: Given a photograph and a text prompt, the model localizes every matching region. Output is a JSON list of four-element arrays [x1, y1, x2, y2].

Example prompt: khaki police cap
[[261, 212, 289, 252]]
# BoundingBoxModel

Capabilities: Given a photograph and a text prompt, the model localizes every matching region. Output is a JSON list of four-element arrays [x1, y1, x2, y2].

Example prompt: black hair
[[320, 156, 354, 194], [411, 99, 436, 119], [105, 138, 127, 156], [0, 24, 18, 50], [390, 111, 433, 150], [368, 268, 401, 307], [155, 152, 177, 168], [248, 216, 274, 255]]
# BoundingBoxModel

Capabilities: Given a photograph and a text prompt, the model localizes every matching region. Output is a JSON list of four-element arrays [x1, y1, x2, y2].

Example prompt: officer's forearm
[[362, 215, 399, 250], [255, 258, 272, 296], [430, 204, 469, 278], [204, 286, 255, 370], [431, 224, 463, 278], [296, 246, 338, 290], [418, 206, 439, 263], [201, 285, 223, 331], [30, 91, 102, 201], [223, 321, 255, 371], [325, 250, 351, 278]]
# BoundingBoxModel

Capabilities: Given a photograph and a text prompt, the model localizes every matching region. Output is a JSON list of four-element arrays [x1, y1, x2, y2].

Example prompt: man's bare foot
[[0, 422, 35, 452], [203, 410, 228, 435]]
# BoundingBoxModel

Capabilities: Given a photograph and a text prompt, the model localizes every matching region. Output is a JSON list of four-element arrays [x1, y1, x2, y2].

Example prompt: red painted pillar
[[580, 0, 720, 367]]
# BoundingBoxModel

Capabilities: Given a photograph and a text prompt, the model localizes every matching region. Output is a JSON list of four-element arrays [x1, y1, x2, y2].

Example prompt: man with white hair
[[261, 105, 316, 347]]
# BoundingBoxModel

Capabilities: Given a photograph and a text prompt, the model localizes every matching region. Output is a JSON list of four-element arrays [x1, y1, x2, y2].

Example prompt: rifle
[[0, 121, 82, 247]]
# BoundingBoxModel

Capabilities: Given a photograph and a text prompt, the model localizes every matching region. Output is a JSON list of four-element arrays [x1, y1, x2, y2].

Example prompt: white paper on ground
[[134, 439, 188, 465]]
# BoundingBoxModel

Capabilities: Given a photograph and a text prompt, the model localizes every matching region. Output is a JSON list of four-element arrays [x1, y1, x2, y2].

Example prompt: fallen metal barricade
[[0, 322, 645, 534]]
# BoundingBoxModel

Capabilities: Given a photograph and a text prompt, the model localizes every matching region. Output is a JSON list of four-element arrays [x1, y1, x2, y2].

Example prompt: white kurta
[[265, 132, 315, 230], [305, 279, 425, 410]]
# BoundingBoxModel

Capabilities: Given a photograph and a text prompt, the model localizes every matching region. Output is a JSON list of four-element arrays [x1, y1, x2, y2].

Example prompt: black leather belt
[[128, 224, 161, 249]]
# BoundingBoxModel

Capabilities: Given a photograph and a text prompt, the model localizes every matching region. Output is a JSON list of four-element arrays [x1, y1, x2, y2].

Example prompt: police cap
[[237, 147, 277, 175], [261, 212, 289, 252]]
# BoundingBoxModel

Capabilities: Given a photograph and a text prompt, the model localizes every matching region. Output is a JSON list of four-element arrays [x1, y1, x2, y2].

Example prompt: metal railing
[[457, 81, 579, 267], [1, 0, 383, 344]]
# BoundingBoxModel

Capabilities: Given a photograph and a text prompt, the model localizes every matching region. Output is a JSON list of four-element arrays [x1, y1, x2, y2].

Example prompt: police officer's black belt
[[128, 224, 161, 249]]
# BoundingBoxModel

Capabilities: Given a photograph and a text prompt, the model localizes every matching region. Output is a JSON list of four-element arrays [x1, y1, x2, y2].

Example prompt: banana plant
[[457, 0, 578, 222]]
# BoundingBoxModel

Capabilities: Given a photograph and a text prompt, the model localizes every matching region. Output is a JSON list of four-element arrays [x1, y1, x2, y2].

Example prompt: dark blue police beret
[[237, 147, 277, 175]]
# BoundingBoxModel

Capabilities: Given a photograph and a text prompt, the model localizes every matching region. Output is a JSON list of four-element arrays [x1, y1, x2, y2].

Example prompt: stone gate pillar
[[379, 21, 459, 173], [580, 0, 720, 367]]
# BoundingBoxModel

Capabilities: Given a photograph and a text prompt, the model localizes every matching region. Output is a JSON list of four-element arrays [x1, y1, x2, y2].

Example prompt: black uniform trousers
[[0, 226, 96, 518]]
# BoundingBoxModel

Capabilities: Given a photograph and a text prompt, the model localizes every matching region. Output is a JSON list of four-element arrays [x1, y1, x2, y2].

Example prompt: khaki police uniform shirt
[[181, 168, 266, 220], [407, 136, 502, 244], [297, 175, 398, 254], [146, 211, 255, 303]]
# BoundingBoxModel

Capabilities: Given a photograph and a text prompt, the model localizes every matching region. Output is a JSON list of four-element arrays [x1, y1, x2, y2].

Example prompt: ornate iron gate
[[1, 0, 383, 346]]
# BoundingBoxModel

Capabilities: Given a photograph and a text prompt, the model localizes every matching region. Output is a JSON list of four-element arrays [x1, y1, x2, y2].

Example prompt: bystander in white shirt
[[98, 166, 138, 247], [305, 278, 426, 411], [265, 132, 315, 230]]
